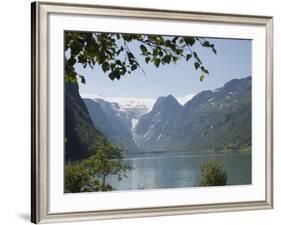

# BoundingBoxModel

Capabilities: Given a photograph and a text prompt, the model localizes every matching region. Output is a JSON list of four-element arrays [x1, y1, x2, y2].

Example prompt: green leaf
[[162, 55, 171, 64], [123, 34, 133, 42], [184, 37, 195, 46], [140, 44, 148, 55], [116, 46, 124, 55], [79, 75, 86, 84], [153, 58, 160, 67], [77, 54, 86, 64], [176, 49, 183, 55], [194, 62, 200, 70], [212, 47, 217, 54], [116, 73, 121, 80], [116, 60, 122, 65], [193, 52, 202, 64], [127, 52, 135, 64], [200, 66, 209, 74], [186, 54, 192, 61], [101, 62, 110, 72], [145, 57, 150, 64], [203, 41, 210, 47], [164, 40, 172, 47], [172, 56, 179, 63], [108, 72, 115, 80], [131, 64, 137, 71], [153, 48, 159, 57], [172, 36, 178, 43], [200, 74, 205, 82], [67, 57, 77, 66]]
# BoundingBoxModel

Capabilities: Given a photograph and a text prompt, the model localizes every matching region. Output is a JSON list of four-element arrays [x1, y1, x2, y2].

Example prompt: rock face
[[69, 76, 251, 156], [133, 95, 183, 151], [84, 98, 139, 152], [64, 81, 108, 161]]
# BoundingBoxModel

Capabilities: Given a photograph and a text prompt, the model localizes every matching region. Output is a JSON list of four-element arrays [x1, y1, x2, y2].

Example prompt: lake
[[107, 152, 251, 191]]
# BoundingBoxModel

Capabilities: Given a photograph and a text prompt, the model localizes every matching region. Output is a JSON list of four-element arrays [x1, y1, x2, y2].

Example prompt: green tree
[[64, 32, 216, 83], [65, 138, 131, 193], [83, 139, 131, 190], [199, 160, 227, 186], [65, 161, 102, 193]]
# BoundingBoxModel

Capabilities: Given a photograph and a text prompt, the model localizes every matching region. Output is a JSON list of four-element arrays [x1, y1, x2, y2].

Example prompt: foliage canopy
[[64, 32, 217, 83]]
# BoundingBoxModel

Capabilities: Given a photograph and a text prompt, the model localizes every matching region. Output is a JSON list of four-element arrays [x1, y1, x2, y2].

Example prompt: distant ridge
[[83, 76, 251, 154]]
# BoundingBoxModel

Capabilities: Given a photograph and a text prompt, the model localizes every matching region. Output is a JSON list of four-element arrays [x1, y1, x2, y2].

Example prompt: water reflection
[[107, 152, 251, 191]]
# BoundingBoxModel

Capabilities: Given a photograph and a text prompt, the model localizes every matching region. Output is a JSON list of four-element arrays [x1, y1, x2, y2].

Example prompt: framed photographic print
[[31, 1, 273, 224]]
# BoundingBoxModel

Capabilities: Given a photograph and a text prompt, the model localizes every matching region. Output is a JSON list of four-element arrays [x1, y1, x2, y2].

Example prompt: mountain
[[133, 95, 183, 150], [175, 76, 252, 152], [83, 98, 139, 152], [82, 94, 194, 153], [134, 76, 251, 152], [81, 94, 156, 118], [81, 76, 251, 154], [177, 94, 195, 105], [81, 94, 194, 115], [64, 81, 111, 161]]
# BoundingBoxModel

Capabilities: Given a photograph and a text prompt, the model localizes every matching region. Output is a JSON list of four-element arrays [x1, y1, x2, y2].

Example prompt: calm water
[[107, 152, 251, 190]]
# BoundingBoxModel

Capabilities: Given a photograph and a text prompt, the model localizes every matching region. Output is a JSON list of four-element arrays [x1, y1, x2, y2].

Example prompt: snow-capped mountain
[[82, 93, 194, 152], [81, 94, 156, 117], [81, 94, 194, 113], [84, 98, 139, 152], [134, 76, 252, 152], [133, 95, 183, 149], [82, 76, 251, 154], [177, 94, 195, 105]]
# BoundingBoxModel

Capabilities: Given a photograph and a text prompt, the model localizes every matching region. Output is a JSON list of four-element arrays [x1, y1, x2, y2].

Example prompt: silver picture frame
[[31, 1, 273, 223]]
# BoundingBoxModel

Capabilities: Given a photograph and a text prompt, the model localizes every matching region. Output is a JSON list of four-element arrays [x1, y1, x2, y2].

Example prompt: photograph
[[64, 31, 252, 193], [31, 2, 273, 223]]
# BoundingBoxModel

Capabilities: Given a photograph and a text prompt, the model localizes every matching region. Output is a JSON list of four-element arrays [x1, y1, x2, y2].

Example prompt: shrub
[[199, 160, 227, 186]]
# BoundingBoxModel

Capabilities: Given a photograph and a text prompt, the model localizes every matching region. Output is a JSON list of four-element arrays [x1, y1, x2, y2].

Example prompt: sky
[[75, 35, 252, 98]]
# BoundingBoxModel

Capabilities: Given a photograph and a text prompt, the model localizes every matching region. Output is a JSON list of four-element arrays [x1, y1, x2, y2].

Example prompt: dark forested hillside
[[64, 81, 110, 161]]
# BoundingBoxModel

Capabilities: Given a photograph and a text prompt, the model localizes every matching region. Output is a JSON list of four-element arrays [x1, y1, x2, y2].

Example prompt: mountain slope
[[84, 98, 139, 152], [134, 76, 251, 152], [177, 76, 251, 152], [64, 81, 110, 161], [134, 95, 183, 150], [80, 76, 251, 154]]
